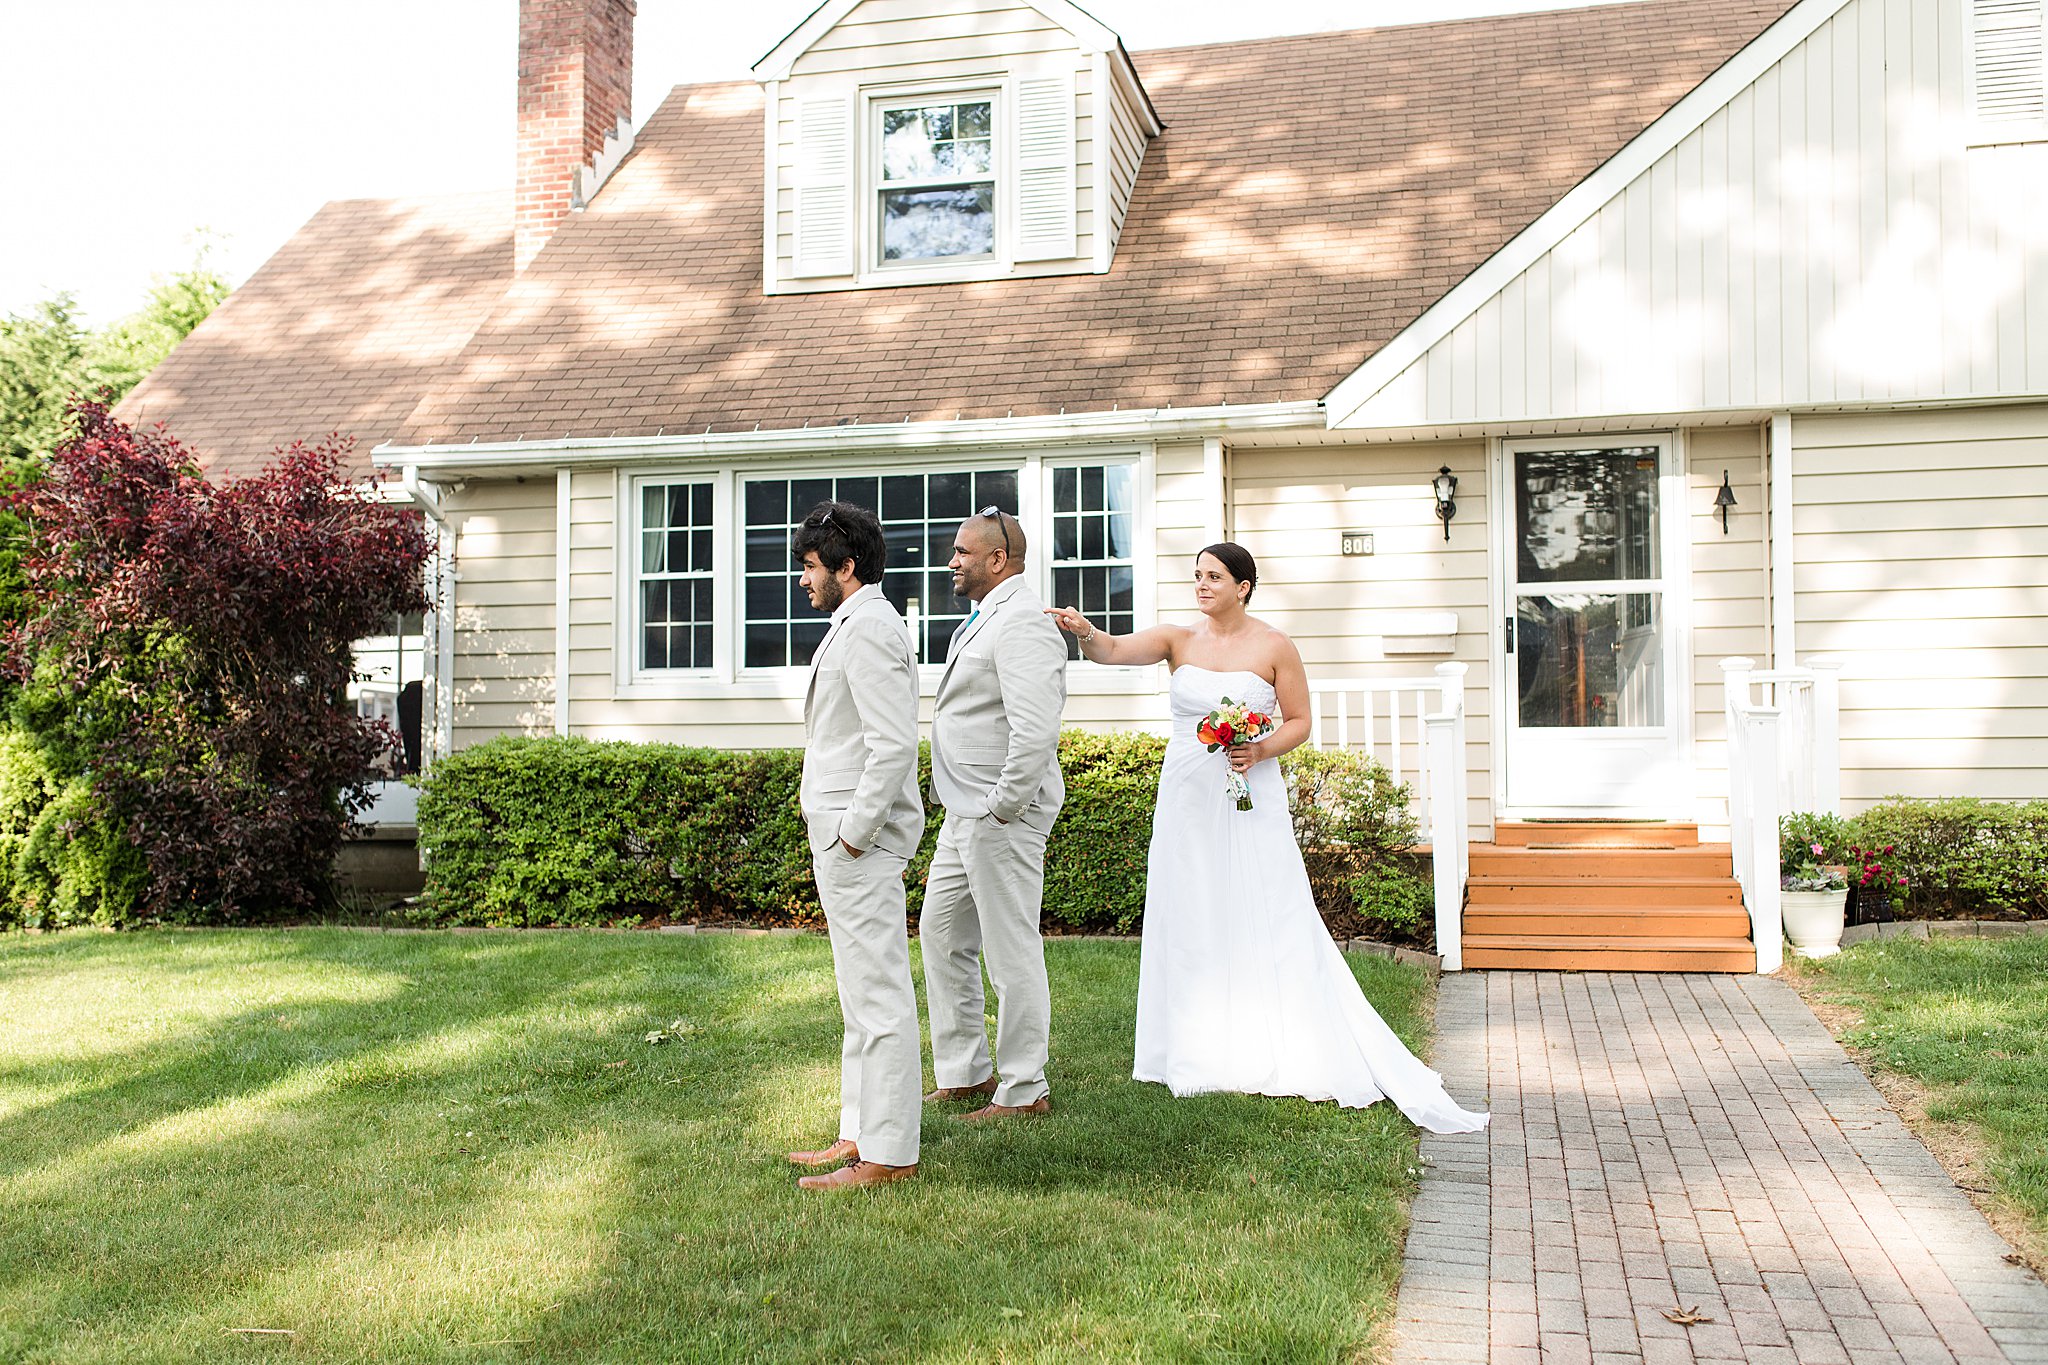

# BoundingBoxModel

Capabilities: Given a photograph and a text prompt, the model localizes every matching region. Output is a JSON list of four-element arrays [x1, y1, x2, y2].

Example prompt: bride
[[1048, 544, 1487, 1134]]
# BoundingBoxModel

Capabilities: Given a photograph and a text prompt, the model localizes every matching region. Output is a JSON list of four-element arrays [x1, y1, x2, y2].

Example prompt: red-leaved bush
[[7, 401, 431, 922]]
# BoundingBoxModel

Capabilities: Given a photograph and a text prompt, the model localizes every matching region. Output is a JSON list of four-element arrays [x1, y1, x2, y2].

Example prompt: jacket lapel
[[937, 576, 1021, 694], [806, 585, 874, 714]]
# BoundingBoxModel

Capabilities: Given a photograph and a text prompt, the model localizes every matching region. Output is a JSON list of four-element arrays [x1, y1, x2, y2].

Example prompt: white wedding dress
[[1132, 665, 1489, 1133]]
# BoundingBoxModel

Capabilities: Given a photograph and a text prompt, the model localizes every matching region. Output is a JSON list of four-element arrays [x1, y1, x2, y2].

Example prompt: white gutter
[[400, 465, 448, 525], [371, 402, 1325, 476]]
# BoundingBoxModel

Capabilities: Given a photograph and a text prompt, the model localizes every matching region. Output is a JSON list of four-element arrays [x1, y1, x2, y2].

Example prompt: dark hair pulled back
[[1197, 541, 1257, 604]]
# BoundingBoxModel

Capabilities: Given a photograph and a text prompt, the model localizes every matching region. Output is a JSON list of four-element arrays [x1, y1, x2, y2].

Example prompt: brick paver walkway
[[1392, 972, 2048, 1364]]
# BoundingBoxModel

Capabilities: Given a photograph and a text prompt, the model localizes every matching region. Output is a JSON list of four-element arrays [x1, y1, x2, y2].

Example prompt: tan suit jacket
[[929, 574, 1067, 832], [800, 583, 925, 856]]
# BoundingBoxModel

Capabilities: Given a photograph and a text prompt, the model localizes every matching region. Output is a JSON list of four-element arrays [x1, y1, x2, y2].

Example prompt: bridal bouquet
[[1197, 698, 1276, 811]]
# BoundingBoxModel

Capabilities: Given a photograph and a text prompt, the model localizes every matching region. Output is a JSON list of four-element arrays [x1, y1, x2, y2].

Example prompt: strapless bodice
[[1169, 664, 1279, 735]]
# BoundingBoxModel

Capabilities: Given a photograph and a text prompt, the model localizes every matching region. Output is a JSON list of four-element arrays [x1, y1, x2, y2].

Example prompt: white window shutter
[[1972, 0, 2047, 128], [1013, 76, 1076, 262], [793, 98, 853, 277]]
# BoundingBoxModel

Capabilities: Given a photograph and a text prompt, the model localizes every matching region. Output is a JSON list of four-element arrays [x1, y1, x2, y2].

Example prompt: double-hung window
[[1048, 463, 1138, 661], [876, 96, 996, 266], [636, 481, 715, 671]]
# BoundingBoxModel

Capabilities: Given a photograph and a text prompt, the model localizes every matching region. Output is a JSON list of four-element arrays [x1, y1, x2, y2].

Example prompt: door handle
[[1504, 616, 1515, 653]]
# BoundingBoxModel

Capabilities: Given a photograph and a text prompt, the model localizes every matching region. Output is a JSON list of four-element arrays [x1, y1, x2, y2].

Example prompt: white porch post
[[1426, 662, 1470, 972], [1426, 712, 1462, 971], [1769, 412, 1794, 669], [1745, 706, 1784, 975]]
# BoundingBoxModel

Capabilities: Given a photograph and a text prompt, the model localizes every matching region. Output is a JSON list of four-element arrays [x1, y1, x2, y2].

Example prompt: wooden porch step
[[1460, 934, 1758, 973], [1469, 846, 1733, 879], [1494, 821, 1701, 849], [1463, 905, 1753, 937], [1467, 876, 1743, 907]]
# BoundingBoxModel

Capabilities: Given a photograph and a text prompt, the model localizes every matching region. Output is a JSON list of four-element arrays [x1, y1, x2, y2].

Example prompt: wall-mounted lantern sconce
[[1432, 465, 1458, 541], [1713, 469, 1737, 534]]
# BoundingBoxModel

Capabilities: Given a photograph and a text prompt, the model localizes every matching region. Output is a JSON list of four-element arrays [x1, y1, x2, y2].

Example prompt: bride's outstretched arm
[[1044, 607, 1183, 666]]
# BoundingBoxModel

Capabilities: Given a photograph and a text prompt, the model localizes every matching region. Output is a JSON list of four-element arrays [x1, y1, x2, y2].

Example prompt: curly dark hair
[[791, 500, 886, 584]]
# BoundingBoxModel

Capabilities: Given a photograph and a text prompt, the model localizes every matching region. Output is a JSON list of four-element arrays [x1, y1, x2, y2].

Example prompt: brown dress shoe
[[786, 1138, 858, 1168], [959, 1096, 1051, 1122], [796, 1159, 917, 1191], [923, 1076, 998, 1104]]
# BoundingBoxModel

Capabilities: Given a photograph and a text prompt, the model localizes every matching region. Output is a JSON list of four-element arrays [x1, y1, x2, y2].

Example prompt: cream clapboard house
[[122, 0, 2048, 968]]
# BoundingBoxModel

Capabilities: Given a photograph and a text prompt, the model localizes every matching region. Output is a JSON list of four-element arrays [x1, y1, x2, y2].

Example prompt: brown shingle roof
[[115, 193, 512, 479], [396, 0, 1791, 446]]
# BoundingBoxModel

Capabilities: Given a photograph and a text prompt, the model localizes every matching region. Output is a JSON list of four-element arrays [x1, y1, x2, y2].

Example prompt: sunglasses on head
[[978, 505, 1012, 558]]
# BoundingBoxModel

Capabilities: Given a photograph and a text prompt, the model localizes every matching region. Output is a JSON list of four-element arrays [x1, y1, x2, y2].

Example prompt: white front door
[[1502, 438, 1686, 813]]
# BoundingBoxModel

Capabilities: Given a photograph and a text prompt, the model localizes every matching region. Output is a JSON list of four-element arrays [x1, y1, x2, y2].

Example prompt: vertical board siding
[[1793, 404, 2048, 806], [1346, 0, 2048, 427], [1228, 442, 1494, 840]]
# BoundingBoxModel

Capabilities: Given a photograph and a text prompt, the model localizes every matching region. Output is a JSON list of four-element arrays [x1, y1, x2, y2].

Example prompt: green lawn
[[0, 930, 1432, 1364], [1797, 934, 2048, 1259]]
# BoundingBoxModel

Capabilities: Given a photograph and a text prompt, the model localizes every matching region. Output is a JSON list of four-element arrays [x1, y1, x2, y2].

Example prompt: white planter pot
[[1782, 889, 1850, 958]]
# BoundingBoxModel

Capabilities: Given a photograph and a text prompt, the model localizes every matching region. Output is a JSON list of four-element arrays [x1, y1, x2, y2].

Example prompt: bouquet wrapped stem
[[1197, 697, 1277, 811]]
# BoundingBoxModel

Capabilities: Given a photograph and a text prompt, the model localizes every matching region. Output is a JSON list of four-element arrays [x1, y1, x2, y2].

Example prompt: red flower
[[1216, 721, 1236, 744]]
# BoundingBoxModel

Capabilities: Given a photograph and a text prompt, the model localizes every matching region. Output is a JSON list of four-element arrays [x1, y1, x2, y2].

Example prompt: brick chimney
[[516, 0, 636, 272]]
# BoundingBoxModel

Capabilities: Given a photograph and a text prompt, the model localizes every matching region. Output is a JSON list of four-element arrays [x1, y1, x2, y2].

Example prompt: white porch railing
[[1307, 663, 1470, 970], [1721, 656, 1844, 975]]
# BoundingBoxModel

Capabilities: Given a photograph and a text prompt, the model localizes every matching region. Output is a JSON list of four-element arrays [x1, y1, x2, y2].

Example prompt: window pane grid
[[743, 469, 1018, 669], [638, 480, 715, 671], [1049, 462, 1137, 661], [878, 97, 995, 263]]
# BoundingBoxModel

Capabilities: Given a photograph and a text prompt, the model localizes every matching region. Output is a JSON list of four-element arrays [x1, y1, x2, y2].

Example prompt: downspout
[[555, 468, 572, 737], [402, 465, 457, 767]]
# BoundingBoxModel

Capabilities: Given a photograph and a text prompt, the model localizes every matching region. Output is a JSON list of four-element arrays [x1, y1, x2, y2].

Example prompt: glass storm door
[[1504, 443, 1682, 812]]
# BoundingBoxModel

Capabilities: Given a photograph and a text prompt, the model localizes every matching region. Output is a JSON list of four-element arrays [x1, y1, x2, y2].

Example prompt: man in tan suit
[[785, 501, 925, 1190], [922, 508, 1068, 1121]]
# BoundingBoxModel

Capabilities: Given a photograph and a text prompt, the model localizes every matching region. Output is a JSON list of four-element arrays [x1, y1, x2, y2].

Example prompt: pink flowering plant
[[1780, 812, 1851, 893]]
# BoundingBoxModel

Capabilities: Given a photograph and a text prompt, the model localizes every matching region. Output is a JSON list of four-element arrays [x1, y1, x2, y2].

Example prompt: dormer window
[[879, 96, 996, 264], [754, 0, 1161, 295]]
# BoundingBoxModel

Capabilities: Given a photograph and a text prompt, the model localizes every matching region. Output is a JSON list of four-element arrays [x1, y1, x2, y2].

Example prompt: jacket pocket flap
[[813, 766, 863, 794]]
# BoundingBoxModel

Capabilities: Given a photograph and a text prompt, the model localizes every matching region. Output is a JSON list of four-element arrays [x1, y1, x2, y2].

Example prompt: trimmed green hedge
[[1784, 798, 2048, 920], [410, 732, 1429, 937]]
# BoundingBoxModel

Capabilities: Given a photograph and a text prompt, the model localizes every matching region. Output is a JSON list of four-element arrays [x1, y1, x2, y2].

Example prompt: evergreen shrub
[[1849, 797, 2048, 920]]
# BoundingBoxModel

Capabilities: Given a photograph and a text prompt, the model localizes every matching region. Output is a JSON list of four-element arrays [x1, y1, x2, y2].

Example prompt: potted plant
[[1780, 836, 1850, 957]]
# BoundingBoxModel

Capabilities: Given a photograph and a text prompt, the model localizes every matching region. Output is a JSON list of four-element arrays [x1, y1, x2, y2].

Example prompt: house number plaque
[[1340, 531, 1375, 557]]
